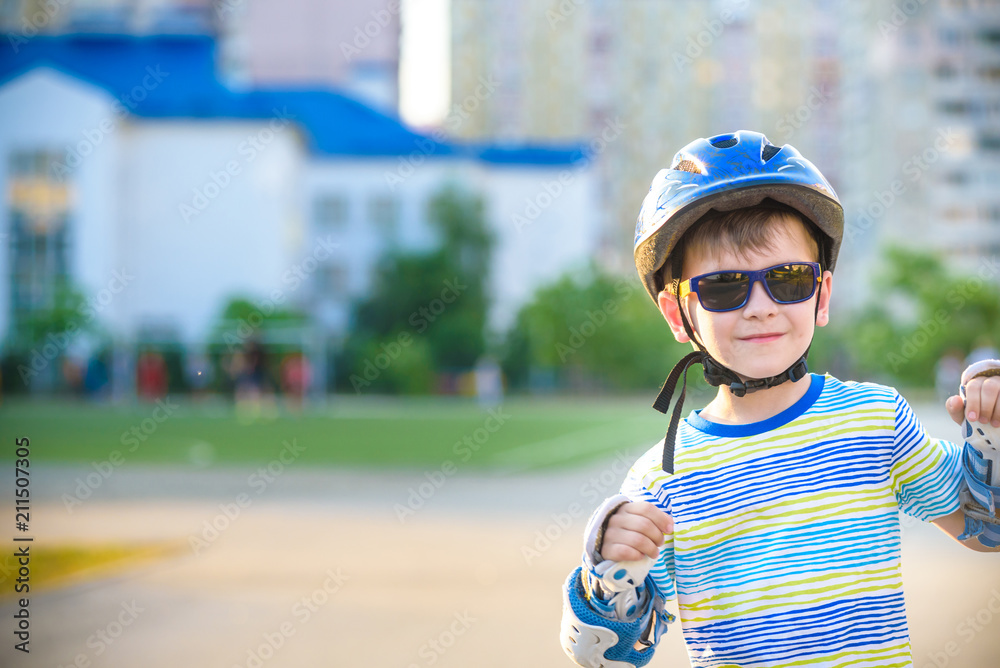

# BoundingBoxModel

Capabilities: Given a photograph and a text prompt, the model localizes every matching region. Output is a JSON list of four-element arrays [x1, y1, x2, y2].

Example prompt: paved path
[[1, 400, 998, 667]]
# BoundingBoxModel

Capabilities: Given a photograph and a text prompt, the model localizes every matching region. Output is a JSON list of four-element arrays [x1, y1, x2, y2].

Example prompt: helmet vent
[[762, 144, 781, 161], [710, 137, 738, 148], [671, 159, 703, 174]]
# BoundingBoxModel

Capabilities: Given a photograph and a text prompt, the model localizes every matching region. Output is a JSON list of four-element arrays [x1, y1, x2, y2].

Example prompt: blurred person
[[230, 338, 276, 422], [136, 349, 168, 400], [280, 351, 310, 413], [560, 131, 1000, 668], [83, 354, 109, 399], [474, 354, 503, 408], [60, 355, 83, 395], [185, 349, 214, 400]]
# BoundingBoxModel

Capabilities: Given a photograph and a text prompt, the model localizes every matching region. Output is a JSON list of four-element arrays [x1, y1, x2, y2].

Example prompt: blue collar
[[686, 373, 825, 438]]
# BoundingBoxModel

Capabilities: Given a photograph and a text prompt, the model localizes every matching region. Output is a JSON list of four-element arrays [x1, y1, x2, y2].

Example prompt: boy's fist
[[600, 501, 674, 562], [945, 360, 1000, 428]]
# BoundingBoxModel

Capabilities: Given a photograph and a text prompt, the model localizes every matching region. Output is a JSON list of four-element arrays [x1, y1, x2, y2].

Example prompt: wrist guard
[[560, 567, 673, 668], [956, 360, 1000, 547]]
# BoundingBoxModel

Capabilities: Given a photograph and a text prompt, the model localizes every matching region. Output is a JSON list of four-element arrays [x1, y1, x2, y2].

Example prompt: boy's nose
[[742, 280, 779, 317]]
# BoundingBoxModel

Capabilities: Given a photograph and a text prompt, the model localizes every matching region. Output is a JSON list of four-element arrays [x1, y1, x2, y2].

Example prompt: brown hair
[[659, 202, 822, 291]]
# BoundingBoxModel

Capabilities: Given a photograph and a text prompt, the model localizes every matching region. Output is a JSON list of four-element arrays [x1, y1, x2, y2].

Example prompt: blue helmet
[[634, 130, 844, 302]]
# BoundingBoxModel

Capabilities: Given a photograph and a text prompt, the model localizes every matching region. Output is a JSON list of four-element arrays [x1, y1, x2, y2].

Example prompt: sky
[[399, 0, 450, 128]]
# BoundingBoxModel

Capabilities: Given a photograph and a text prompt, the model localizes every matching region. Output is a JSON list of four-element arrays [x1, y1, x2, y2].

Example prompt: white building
[[0, 35, 599, 390]]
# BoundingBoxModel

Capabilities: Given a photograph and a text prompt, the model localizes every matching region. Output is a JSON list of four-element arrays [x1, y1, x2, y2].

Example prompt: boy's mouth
[[740, 332, 784, 343]]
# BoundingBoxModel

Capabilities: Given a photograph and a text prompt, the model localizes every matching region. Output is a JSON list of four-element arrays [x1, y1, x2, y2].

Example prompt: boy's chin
[[730, 360, 804, 384]]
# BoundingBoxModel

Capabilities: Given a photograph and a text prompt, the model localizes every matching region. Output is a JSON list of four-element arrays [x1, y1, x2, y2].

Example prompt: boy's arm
[[931, 509, 1000, 552], [938, 359, 1000, 551]]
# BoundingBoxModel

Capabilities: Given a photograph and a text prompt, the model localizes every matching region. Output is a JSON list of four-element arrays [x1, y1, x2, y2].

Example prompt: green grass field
[[0, 394, 695, 471]]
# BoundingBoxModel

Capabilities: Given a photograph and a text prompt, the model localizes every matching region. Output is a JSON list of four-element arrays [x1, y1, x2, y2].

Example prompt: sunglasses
[[677, 262, 822, 312]]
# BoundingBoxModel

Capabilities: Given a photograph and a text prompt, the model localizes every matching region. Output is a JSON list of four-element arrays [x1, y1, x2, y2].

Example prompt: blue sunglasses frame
[[678, 262, 822, 312]]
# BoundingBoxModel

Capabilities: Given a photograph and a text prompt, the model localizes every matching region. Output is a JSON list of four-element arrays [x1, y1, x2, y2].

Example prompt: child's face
[[658, 214, 833, 381]]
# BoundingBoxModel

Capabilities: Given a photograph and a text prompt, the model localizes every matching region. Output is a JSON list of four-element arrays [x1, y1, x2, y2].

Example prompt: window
[[7, 149, 73, 344], [981, 204, 1000, 223], [980, 29, 1000, 46], [322, 263, 349, 296], [979, 65, 1000, 81], [368, 195, 399, 233], [944, 170, 969, 185], [314, 195, 349, 230], [980, 134, 1000, 152], [934, 61, 959, 79], [938, 100, 968, 115]]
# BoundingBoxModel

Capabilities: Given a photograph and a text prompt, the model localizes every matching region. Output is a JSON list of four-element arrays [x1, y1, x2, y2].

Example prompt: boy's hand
[[600, 501, 674, 562], [945, 367, 1000, 428]]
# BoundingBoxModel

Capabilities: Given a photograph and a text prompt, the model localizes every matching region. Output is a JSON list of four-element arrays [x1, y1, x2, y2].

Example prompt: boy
[[559, 131, 1000, 667]]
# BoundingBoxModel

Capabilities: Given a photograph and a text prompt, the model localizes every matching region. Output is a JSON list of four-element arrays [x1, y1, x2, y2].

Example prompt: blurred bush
[[846, 246, 1000, 387], [500, 264, 689, 392]]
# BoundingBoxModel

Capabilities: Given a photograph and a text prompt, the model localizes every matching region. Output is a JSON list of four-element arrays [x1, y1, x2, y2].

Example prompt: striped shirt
[[621, 373, 962, 667]]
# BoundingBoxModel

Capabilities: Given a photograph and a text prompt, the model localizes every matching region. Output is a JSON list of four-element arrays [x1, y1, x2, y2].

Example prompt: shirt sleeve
[[890, 391, 963, 521], [620, 444, 677, 601]]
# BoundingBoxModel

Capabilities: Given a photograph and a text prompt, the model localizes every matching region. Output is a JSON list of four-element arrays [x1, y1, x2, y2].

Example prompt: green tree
[[339, 185, 493, 392], [6, 279, 93, 351], [209, 297, 308, 355], [501, 265, 690, 391], [850, 247, 1000, 386]]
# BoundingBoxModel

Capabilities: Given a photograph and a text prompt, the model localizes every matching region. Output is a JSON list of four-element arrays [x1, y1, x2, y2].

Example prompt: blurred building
[[878, 0, 1000, 271], [0, 0, 400, 112], [448, 0, 862, 273], [447, 0, 1000, 305], [0, 35, 600, 391]]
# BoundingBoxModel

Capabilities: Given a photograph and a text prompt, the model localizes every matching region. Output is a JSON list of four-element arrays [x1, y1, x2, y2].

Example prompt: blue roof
[[0, 34, 586, 164]]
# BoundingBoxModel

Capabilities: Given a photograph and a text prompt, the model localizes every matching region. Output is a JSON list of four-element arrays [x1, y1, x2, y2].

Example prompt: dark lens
[[697, 271, 750, 310], [766, 264, 815, 303]]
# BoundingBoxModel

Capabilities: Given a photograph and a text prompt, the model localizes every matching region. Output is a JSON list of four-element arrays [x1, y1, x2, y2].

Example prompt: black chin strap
[[652, 351, 706, 477], [653, 261, 814, 473], [652, 351, 808, 474]]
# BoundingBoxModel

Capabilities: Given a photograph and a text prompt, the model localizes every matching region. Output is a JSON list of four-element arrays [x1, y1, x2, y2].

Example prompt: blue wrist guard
[[560, 567, 673, 668], [958, 441, 1000, 547], [955, 361, 1000, 548]]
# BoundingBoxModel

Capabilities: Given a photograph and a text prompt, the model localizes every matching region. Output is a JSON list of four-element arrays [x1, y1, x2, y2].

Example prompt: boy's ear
[[657, 288, 692, 343], [815, 270, 833, 327]]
